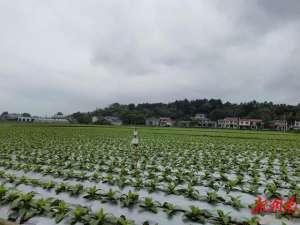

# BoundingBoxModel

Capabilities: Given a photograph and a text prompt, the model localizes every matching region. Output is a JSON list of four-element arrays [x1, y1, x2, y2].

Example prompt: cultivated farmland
[[0, 124, 299, 225]]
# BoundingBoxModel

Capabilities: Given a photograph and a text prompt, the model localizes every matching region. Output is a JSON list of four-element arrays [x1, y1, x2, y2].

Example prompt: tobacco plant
[[184, 205, 212, 223], [50, 200, 70, 223], [120, 190, 139, 207], [139, 197, 160, 213]]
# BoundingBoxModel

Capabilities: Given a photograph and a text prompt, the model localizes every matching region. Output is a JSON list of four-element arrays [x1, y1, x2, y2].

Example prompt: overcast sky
[[0, 0, 299, 115]]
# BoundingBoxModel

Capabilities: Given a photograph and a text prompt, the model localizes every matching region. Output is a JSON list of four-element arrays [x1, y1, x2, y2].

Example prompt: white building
[[145, 118, 160, 126], [193, 113, 207, 120], [33, 113, 69, 123], [177, 121, 191, 127], [104, 116, 123, 125], [270, 120, 288, 131], [197, 119, 217, 128], [192, 113, 216, 128], [52, 112, 65, 119], [218, 117, 239, 129], [239, 119, 250, 128], [292, 121, 300, 130], [92, 116, 99, 123], [1, 112, 33, 122], [17, 116, 34, 122], [145, 117, 174, 127], [159, 117, 174, 127], [217, 119, 225, 128], [239, 119, 264, 130], [33, 117, 69, 123], [0, 113, 21, 121]]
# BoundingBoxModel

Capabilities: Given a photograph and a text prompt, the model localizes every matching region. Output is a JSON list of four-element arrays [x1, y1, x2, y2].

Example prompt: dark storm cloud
[[0, 0, 299, 115]]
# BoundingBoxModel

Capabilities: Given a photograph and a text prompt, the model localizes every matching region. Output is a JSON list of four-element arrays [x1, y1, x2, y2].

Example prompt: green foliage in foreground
[[0, 124, 299, 224]]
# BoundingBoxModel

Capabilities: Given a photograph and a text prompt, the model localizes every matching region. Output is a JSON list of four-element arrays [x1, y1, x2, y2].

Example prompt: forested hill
[[71, 99, 300, 125]]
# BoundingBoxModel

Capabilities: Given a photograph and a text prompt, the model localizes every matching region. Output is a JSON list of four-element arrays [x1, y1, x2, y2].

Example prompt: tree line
[[71, 99, 300, 126]]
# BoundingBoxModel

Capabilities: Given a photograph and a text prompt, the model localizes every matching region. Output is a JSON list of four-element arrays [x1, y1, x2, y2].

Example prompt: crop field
[[0, 124, 299, 225]]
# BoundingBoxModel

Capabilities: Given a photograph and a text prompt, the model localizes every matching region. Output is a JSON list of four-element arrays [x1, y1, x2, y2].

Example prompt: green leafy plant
[[0, 184, 7, 201], [31, 198, 52, 214], [101, 188, 120, 203], [8, 192, 37, 223], [116, 215, 135, 225], [224, 179, 237, 194], [243, 216, 260, 225], [207, 179, 219, 191], [139, 197, 160, 213], [164, 182, 178, 195], [228, 195, 244, 210], [215, 209, 232, 225], [42, 181, 55, 190], [264, 182, 280, 199], [88, 208, 115, 225], [69, 184, 84, 196], [206, 191, 225, 203], [83, 186, 102, 200], [184, 184, 199, 200], [50, 200, 70, 223], [145, 178, 159, 193], [68, 207, 89, 225], [55, 182, 68, 194], [120, 190, 139, 207], [184, 205, 212, 223], [161, 202, 183, 216]]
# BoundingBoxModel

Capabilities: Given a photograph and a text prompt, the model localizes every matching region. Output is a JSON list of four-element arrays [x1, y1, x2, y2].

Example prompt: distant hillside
[[70, 99, 300, 125]]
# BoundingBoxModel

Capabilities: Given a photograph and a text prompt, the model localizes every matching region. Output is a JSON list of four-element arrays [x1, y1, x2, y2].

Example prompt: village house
[[33, 113, 69, 123], [193, 113, 207, 120], [270, 120, 288, 131], [33, 117, 69, 123], [52, 112, 65, 119], [145, 118, 160, 126], [177, 121, 191, 128], [17, 116, 34, 122], [191, 113, 217, 128], [292, 121, 300, 130], [238, 119, 250, 128], [239, 119, 264, 130], [192, 113, 217, 128], [0, 112, 20, 121], [159, 117, 174, 127], [104, 116, 123, 125], [0, 112, 34, 122], [217, 119, 225, 128], [218, 117, 239, 129], [92, 116, 99, 123], [145, 117, 174, 127], [197, 119, 217, 128]]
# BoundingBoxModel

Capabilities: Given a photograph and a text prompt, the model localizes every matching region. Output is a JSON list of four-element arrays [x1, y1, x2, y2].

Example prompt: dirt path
[[0, 219, 18, 225]]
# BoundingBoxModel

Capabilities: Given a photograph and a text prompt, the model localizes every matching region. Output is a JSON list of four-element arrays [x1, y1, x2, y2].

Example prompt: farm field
[[0, 124, 299, 225]]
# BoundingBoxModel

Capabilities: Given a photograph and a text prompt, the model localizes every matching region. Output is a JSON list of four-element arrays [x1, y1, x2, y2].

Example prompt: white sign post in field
[[131, 128, 139, 169]]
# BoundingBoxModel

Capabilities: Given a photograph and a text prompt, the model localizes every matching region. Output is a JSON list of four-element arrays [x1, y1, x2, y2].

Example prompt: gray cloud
[[258, 0, 300, 20], [0, 0, 299, 115]]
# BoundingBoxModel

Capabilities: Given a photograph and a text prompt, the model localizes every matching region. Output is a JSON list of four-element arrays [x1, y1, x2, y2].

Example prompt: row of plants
[[3, 145, 298, 183], [0, 160, 298, 201], [1, 140, 298, 199], [0, 125, 299, 225], [1, 171, 299, 224], [0, 183, 136, 225], [1, 182, 280, 225], [0, 170, 248, 211], [1, 128, 298, 175]]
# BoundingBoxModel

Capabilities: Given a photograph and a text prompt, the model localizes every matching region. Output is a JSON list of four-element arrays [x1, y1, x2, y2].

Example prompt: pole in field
[[131, 127, 139, 169]]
